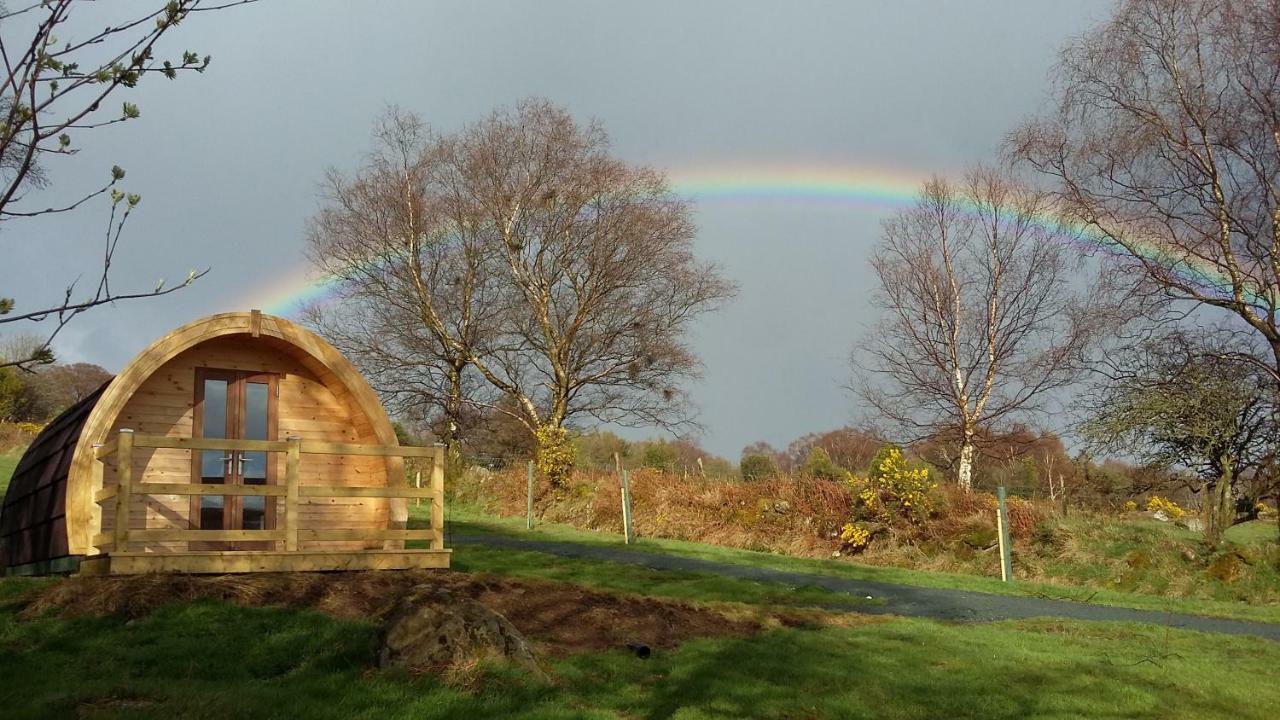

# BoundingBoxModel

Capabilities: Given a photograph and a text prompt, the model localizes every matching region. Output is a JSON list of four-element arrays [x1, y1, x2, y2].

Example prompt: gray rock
[[379, 587, 543, 677]]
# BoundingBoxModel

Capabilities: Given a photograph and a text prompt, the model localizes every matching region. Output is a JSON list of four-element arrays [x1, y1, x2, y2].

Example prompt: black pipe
[[626, 642, 651, 659]]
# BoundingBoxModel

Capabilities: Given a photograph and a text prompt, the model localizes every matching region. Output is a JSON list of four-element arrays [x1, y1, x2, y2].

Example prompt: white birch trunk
[[957, 442, 976, 492]]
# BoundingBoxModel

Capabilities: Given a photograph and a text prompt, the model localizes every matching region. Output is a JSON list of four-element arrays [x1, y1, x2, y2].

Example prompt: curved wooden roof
[[63, 311, 398, 555], [1, 382, 110, 569]]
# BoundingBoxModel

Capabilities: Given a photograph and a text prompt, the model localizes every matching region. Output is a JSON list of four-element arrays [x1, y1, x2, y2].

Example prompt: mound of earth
[[16, 570, 807, 657], [379, 586, 543, 676]]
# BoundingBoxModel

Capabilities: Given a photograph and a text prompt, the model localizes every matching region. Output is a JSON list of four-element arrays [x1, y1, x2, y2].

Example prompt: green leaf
[[58, 133, 70, 147], [111, 165, 126, 181], [122, 102, 140, 119], [127, 193, 141, 207]]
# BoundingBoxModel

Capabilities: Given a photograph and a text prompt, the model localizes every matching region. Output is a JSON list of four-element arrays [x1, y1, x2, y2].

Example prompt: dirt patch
[[16, 570, 845, 656]]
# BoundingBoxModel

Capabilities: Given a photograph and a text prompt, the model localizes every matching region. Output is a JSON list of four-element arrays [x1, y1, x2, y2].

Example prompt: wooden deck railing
[[92, 429, 445, 554]]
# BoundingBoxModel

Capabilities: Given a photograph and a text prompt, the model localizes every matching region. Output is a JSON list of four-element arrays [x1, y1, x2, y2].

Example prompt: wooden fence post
[[431, 444, 446, 549], [113, 429, 134, 553], [621, 469, 635, 544], [285, 436, 300, 552], [996, 486, 1014, 582], [526, 460, 535, 531]]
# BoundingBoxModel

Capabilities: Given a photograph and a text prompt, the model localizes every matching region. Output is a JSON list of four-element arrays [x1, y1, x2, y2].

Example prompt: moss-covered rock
[[1231, 544, 1262, 566], [1124, 549, 1152, 570], [1206, 553, 1246, 583]]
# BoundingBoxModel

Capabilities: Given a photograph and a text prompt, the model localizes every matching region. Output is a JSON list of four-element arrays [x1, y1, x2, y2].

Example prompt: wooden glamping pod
[[0, 310, 449, 575]]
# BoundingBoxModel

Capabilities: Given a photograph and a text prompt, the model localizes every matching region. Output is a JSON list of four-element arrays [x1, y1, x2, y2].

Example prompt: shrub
[[802, 446, 842, 480], [866, 444, 902, 482], [1123, 500, 1138, 512], [534, 424, 576, 487], [839, 522, 872, 553], [848, 447, 934, 525], [1146, 495, 1186, 519], [640, 442, 678, 472], [740, 454, 777, 481]]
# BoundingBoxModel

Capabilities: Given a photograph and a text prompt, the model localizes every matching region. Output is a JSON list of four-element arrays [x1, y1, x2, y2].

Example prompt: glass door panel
[[192, 369, 277, 549], [197, 375, 233, 535], [240, 380, 270, 531]]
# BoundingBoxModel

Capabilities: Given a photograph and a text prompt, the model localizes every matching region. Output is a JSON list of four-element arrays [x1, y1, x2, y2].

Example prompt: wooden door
[[191, 369, 278, 550]]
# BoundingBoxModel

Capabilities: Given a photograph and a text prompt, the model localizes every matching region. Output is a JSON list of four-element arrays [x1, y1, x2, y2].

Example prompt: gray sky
[[3, 0, 1116, 458]]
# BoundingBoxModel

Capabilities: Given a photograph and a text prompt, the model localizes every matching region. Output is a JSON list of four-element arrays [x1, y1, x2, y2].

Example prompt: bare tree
[[855, 166, 1101, 491], [305, 109, 502, 451], [308, 100, 736, 465], [1011, 0, 1280, 384], [0, 0, 255, 370]]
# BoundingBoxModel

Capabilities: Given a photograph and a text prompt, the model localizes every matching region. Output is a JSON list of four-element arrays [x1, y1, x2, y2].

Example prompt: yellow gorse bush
[[1123, 500, 1138, 512], [1145, 495, 1186, 519], [846, 447, 934, 525], [534, 424, 576, 487], [839, 522, 872, 552]]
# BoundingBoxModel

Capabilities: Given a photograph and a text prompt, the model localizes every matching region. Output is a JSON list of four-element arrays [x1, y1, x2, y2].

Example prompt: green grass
[[0, 450, 20, 497], [1226, 519, 1280, 545], [2, 571, 1277, 718], [439, 505, 1280, 624], [452, 544, 874, 609]]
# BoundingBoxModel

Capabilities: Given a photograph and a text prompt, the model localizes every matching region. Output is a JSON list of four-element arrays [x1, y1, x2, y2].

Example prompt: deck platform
[[78, 549, 451, 575]]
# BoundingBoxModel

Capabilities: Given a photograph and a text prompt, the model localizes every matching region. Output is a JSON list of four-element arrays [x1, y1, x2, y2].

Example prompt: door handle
[[222, 454, 234, 476]]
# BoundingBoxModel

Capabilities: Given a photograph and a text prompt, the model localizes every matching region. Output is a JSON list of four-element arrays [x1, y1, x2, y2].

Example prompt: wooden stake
[[996, 486, 1014, 583], [621, 469, 635, 544], [526, 460, 535, 531]]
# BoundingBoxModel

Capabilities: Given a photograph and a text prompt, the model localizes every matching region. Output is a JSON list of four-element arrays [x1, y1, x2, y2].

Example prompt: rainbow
[[244, 164, 1264, 316]]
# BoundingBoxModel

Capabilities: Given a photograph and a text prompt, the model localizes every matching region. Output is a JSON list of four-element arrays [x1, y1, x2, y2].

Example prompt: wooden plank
[[94, 486, 118, 503], [114, 429, 133, 552], [91, 532, 113, 549], [102, 549, 452, 574], [76, 556, 111, 577], [130, 529, 287, 542], [298, 441, 439, 458], [297, 529, 436, 541], [299, 486, 436, 499], [286, 436, 300, 552], [94, 440, 118, 460], [132, 435, 288, 453], [134, 482, 287, 497], [431, 444, 445, 549]]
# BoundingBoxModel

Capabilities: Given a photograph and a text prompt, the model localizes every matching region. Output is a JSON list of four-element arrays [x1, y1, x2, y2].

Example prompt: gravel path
[[453, 533, 1280, 642]]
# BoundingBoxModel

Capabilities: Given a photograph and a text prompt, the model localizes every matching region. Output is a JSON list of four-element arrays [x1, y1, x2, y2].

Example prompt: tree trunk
[[957, 440, 975, 492], [1204, 460, 1235, 544]]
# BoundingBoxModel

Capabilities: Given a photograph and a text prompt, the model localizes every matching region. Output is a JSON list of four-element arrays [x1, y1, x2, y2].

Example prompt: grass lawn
[[439, 505, 1280, 624], [1, 566, 1277, 718], [1226, 519, 1280, 545], [0, 450, 20, 497]]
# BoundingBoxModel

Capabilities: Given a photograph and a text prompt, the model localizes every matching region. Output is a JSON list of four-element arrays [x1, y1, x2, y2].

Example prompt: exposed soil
[[14, 570, 841, 656]]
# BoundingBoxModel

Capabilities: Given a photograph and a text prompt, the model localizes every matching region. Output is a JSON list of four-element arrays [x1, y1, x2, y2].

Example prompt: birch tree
[[855, 166, 1100, 491], [1011, 0, 1280, 385], [308, 101, 735, 476]]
